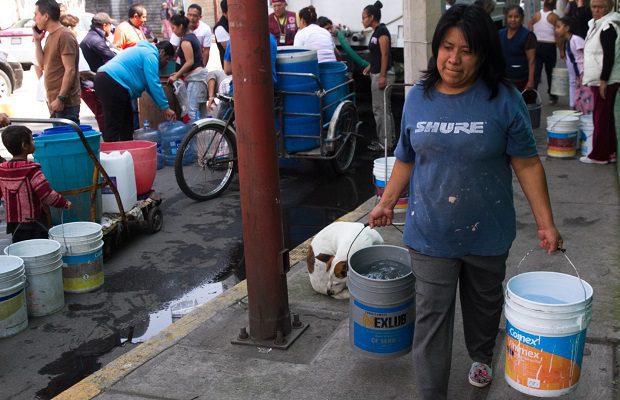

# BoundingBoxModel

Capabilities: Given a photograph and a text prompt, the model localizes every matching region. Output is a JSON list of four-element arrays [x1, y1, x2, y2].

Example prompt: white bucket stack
[[0, 255, 27, 338], [504, 271, 593, 397], [5, 239, 64, 317], [579, 114, 594, 157], [48, 222, 104, 293], [550, 67, 569, 97], [546, 114, 580, 158]]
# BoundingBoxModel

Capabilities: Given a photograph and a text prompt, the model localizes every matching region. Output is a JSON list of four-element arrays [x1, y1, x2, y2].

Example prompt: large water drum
[[33, 125, 102, 225], [546, 115, 579, 158], [348, 245, 414, 358], [5, 239, 64, 317], [48, 222, 104, 293], [504, 272, 593, 397], [276, 47, 320, 152], [0, 255, 27, 337], [319, 61, 349, 122]]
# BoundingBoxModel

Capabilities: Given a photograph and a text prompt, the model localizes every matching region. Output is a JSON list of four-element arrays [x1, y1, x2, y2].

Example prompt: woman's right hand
[[368, 203, 394, 228]]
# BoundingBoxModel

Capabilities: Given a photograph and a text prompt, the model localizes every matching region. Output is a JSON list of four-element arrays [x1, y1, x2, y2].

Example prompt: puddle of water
[[125, 273, 239, 343]]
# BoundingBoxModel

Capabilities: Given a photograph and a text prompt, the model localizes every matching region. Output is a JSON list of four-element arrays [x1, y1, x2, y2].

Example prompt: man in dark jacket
[[80, 12, 117, 133], [80, 12, 116, 71]]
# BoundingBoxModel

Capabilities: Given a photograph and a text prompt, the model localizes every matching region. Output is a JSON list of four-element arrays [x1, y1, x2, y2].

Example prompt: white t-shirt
[[293, 24, 336, 63], [214, 25, 230, 43], [171, 21, 212, 48]]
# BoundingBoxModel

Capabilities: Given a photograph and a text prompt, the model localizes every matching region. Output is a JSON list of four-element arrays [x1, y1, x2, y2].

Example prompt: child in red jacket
[[0, 125, 72, 242]]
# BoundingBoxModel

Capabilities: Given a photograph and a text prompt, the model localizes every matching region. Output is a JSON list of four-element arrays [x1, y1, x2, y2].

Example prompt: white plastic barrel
[[100, 150, 137, 213], [0, 255, 27, 337], [348, 245, 414, 358], [504, 271, 593, 397], [5, 239, 64, 317]]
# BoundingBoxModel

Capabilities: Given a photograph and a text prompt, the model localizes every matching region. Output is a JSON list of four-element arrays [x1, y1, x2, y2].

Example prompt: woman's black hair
[[170, 11, 189, 32], [2, 125, 32, 157], [421, 4, 507, 99], [299, 6, 318, 25], [364, 1, 383, 22], [558, 16, 577, 34], [317, 16, 332, 28], [504, 5, 524, 19], [157, 40, 175, 57]]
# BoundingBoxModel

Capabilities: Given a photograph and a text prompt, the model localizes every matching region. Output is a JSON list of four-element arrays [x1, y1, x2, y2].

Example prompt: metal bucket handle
[[515, 247, 588, 302], [345, 222, 405, 263], [521, 88, 541, 107]]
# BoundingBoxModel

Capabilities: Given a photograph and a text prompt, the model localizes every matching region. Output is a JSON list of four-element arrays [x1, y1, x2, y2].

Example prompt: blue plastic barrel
[[159, 121, 194, 166], [319, 62, 349, 122], [33, 126, 102, 225], [276, 47, 320, 152]]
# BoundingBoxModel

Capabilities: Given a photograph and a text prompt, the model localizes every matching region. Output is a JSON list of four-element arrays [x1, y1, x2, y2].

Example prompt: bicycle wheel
[[175, 121, 237, 201]]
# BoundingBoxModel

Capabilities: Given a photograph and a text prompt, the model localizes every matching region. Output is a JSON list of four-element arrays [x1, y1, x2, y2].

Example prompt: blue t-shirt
[[394, 80, 537, 257], [224, 34, 278, 92]]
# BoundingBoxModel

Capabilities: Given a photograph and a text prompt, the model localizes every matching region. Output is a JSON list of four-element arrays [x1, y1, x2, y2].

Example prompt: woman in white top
[[293, 6, 336, 63], [529, 0, 559, 104]]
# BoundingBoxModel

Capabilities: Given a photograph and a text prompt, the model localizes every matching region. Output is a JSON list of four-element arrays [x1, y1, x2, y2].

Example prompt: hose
[[337, 30, 369, 69]]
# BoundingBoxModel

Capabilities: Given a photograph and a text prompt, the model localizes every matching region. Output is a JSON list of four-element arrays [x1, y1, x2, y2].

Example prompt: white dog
[[306, 222, 383, 299]]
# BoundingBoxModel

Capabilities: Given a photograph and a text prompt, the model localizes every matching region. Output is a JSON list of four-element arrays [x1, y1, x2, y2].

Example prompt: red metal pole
[[228, 0, 291, 340]]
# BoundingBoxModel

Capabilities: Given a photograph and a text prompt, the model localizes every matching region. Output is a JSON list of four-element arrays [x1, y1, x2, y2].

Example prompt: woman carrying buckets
[[368, 5, 562, 399]]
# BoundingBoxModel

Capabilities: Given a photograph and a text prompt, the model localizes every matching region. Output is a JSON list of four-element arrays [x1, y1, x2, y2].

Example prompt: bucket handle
[[521, 88, 541, 106], [345, 222, 404, 262], [515, 247, 588, 302]]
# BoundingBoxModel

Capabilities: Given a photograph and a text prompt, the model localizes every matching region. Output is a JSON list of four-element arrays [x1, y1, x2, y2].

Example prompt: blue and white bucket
[[504, 271, 593, 397], [0, 255, 27, 338], [348, 245, 414, 358]]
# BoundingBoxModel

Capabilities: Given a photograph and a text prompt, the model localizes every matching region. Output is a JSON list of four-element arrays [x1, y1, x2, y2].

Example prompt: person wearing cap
[[268, 0, 298, 46], [81, 13, 116, 72], [80, 12, 117, 133], [114, 4, 147, 50]]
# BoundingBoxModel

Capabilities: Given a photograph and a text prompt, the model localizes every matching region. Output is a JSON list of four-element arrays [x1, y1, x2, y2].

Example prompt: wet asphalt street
[[0, 70, 383, 399]]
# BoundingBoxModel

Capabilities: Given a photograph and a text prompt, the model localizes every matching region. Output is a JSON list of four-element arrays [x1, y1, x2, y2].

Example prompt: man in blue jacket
[[94, 40, 176, 141], [80, 12, 117, 72]]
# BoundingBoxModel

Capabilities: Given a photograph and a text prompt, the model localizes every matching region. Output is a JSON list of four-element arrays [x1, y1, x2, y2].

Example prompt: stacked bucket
[[0, 255, 27, 338], [546, 112, 580, 158], [373, 157, 408, 213], [48, 222, 104, 293]]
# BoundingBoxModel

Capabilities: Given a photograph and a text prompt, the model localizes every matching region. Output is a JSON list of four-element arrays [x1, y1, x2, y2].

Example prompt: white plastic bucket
[[504, 271, 593, 397], [550, 67, 569, 97], [48, 222, 104, 293], [372, 157, 408, 213], [5, 239, 64, 316], [546, 115, 579, 158], [348, 245, 414, 358], [579, 115, 594, 157], [0, 255, 27, 337]]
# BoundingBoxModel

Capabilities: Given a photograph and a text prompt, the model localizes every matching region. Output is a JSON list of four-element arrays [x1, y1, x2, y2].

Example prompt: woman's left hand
[[599, 81, 607, 100], [167, 74, 178, 84], [525, 79, 535, 90], [378, 75, 387, 90], [537, 226, 563, 254]]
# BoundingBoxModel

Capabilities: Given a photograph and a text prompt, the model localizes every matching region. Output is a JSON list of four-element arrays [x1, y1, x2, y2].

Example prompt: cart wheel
[[328, 101, 358, 174], [147, 206, 163, 233]]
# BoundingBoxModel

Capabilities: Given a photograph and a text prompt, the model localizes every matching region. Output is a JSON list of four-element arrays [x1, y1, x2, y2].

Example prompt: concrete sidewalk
[[56, 112, 619, 399]]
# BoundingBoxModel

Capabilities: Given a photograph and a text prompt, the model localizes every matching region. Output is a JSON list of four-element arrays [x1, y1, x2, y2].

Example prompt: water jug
[[159, 121, 194, 166], [99, 151, 137, 213], [134, 120, 164, 170]]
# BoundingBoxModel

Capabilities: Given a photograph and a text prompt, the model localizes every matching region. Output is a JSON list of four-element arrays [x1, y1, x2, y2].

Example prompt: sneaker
[[468, 362, 493, 388], [367, 141, 384, 152], [579, 156, 608, 165]]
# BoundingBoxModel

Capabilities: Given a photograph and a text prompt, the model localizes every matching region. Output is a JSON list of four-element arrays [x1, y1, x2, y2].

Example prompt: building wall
[[85, 0, 219, 40]]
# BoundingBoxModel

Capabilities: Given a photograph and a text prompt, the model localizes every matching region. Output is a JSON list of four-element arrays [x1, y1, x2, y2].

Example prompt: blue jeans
[[51, 105, 80, 126]]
